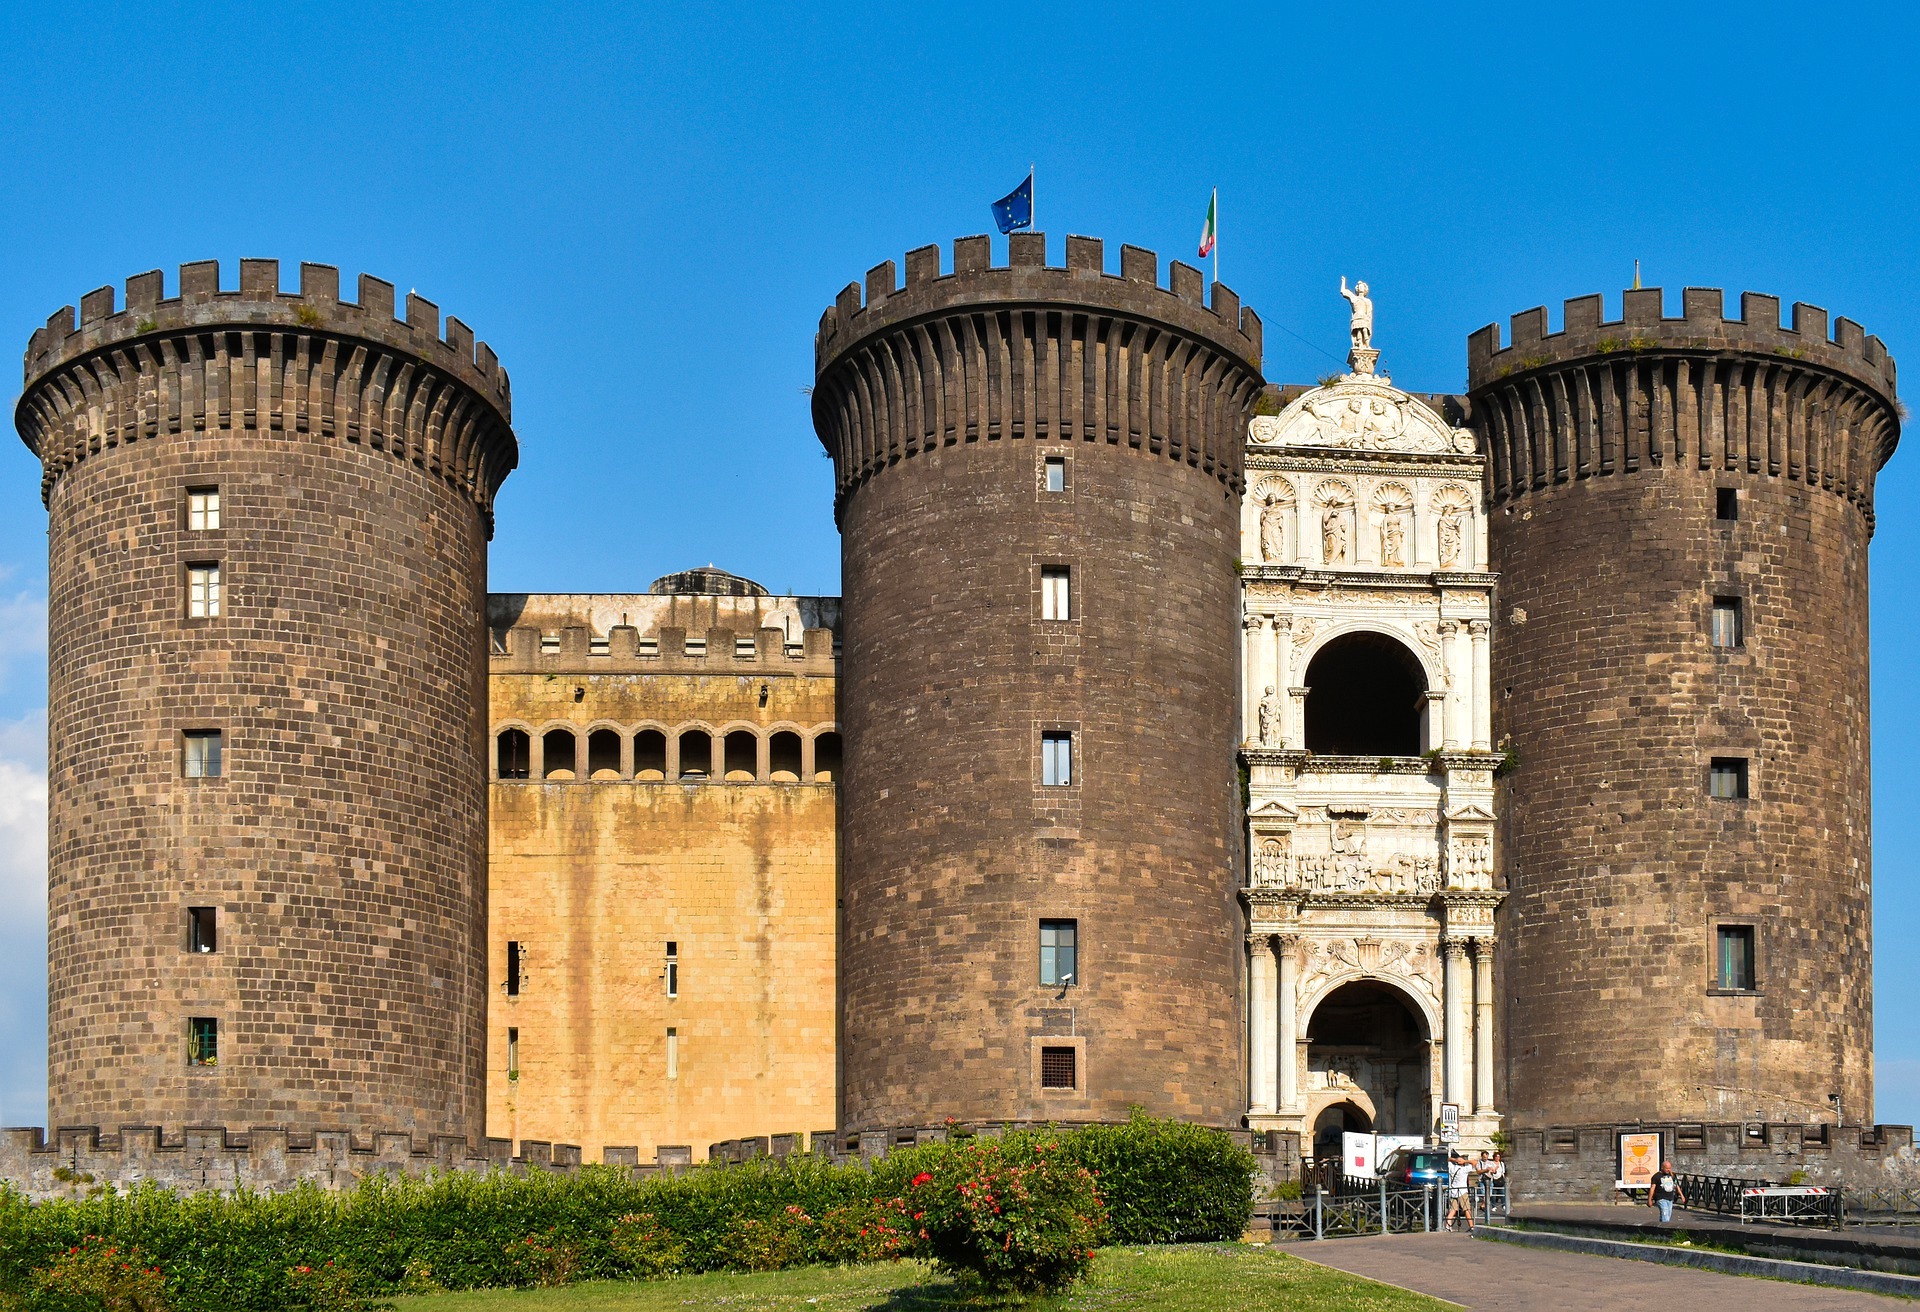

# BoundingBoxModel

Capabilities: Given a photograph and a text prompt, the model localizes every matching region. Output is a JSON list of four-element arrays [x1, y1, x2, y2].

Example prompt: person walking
[[1485, 1150, 1507, 1218], [1648, 1160, 1686, 1224], [1446, 1152, 1477, 1233]]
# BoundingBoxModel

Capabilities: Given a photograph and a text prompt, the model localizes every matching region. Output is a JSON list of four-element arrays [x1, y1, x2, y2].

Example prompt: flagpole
[[1030, 163, 1036, 235], [1213, 187, 1219, 287]]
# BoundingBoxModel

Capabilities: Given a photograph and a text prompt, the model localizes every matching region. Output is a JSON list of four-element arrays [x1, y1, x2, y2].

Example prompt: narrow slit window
[[1045, 457, 1066, 493], [184, 730, 223, 779], [187, 487, 220, 531], [507, 1027, 520, 1078], [1716, 487, 1739, 521], [187, 563, 221, 618], [1709, 757, 1749, 800], [1040, 919, 1078, 986], [1040, 1046, 1076, 1089], [187, 1017, 218, 1067], [188, 907, 217, 954], [665, 941, 679, 998], [505, 940, 523, 997], [1042, 732, 1073, 787], [1042, 567, 1072, 621], [1716, 925, 1756, 991], [1711, 597, 1743, 649], [666, 1026, 679, 1080]]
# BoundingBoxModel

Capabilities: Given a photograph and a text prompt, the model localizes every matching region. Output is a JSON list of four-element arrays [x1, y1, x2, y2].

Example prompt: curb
[[1480, 1224, 1920, 1299]]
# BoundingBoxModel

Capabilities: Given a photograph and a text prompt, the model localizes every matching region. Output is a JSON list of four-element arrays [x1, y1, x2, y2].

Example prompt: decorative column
[[1248, 936, 1277, 1114], [1272, 617, 1293, 747], [1442, 936, 1469, 1109], [1242, 614, 1263, 742], [1444, 621, 1469, 749], [1473, 938, 1496, 1114], [1469, 620, 1492, 751], [1276, 935, 1300, 1110]]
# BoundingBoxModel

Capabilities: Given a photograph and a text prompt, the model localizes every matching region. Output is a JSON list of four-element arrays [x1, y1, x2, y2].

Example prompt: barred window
[[187, 563, 221, 618], [1040, 1046, 1076, 1090]]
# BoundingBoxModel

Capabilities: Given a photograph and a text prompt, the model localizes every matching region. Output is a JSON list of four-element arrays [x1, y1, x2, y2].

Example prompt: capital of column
[[1271, 614, 1293, 633], [1246, 932, 1274, 953], [1468, 619, 1490, 638], [1470, 936, 1496, 963], [1439, 935, 1470, 961], [1243, 613, 1263, 632]]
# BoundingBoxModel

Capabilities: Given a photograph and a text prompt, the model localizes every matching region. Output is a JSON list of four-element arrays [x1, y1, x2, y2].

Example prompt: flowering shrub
[[718, 1206, 813, 1271], [283, 1260, 375, 1311], [606, 1213, 683, 1278], [812, 1195, 911, 1265], [500, 1229, 580, 1288], [30, 1236, 170, 1311], [911, 1139, 1106, 1293]]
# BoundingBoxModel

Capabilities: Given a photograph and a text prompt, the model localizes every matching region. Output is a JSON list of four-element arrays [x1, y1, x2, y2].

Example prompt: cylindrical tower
[[812, 233, 1264, 1130], [17, 259, 517, 1136], [1468, 288, 1898, 1127]]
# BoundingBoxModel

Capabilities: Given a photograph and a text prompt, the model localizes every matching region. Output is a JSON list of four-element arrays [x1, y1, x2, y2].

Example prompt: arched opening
[[1312, 1102, 1373, 1162], [634, 729, 667, 781], [768, 731, 803, 782], [541, 728, 577, 780], [724, 730, 758, 782], [677, 729, 712, 780], [587, 729, 622, 780], [1306, 979, 1431, 1139], [497, 729, 530, 780], [1303, 632, 1427, 756], [813, 731, 841, 782]]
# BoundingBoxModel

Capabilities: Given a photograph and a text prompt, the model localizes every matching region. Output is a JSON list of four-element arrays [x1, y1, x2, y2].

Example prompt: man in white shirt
[[1446, 1153, 1477, 1233]]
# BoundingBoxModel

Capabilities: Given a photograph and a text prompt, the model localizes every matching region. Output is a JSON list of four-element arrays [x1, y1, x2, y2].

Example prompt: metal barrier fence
[[1273, 1177, 1507, 1240], [1673, 1173, 1842, 1227], [1843, 1186, 1920, 1224]]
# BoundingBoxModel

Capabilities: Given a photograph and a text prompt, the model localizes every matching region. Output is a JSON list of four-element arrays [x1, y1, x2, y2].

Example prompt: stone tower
[[812, 233, 1264, 1130], [1467, 288, 1899, 1128], [17, 260, 517, 1136]]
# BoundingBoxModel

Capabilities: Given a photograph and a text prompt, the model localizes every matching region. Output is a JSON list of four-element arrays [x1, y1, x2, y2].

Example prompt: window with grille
[[1711, 597, 1743, 648], [1709, 757, 1748, 799], [1042, 732, 1073, 787], [1716, 925, 1756, 991], [1042, 567, 1071, 621], [187, 563, 221, 618], [187, 1017, 218, 1067], [1044, 457, 1066, 493], [1040, 1046, 1076, 1089], [1040, 919, 1078, 986], [184, 730, 223, 779], [187, 487, 220, 531], [188, 907, 216, 953]]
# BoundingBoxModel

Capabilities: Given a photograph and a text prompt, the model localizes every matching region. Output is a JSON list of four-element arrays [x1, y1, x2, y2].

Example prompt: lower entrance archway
[[1306, 978, 1432, 1139], [1312, 1101, 1373, 1160]]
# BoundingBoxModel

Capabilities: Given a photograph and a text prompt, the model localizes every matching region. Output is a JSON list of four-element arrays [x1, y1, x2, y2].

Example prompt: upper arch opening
[[1303, 631, 1427, 757]]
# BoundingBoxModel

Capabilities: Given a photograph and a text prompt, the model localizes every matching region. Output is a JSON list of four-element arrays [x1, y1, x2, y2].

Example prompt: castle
[[6, 236, 1901, 1192]]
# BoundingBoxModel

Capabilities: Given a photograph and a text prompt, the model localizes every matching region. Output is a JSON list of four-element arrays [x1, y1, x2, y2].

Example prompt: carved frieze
[[1248, 378, 1477, 456]]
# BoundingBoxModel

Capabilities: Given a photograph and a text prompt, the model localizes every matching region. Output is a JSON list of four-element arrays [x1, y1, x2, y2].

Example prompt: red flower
[[910, 1171, 933, 1188]]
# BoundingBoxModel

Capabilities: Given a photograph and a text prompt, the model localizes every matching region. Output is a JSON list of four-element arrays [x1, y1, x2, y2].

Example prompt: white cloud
[[0, 736, 47, 1127]]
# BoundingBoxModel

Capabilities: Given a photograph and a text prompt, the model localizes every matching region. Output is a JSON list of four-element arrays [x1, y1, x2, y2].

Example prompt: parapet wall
[[17, 259, 517, 528], [1507, 1122, 1917, 1204]]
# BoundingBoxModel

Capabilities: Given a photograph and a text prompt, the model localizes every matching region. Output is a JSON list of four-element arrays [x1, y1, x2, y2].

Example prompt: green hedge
[[0, 1116, 1255, 1309]]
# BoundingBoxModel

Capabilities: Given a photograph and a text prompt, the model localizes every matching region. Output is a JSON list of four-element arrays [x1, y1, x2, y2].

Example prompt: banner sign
[[1617, 1131, 1662, 1190]]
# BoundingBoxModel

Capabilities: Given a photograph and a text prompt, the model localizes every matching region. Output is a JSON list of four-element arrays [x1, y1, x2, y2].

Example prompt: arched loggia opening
[[1303, 632, 1428, 756], [1306, 979, 1432, 1140]]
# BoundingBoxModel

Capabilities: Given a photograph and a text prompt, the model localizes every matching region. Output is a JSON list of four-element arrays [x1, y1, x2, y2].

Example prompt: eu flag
[[991, 172, 1033, 235]]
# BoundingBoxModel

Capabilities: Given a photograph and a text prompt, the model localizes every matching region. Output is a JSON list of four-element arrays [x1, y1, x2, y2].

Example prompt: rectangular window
[[540, 634, 560, 653], [187, 1017, 218, 1067], [666, 1026, 679, 1080], [665, 941, 679, 998], [1716, 925, 1756, 991], [1040, 1045, 1077, 1089], [589, 636, 610, 656], [1041, 732, 1073, 787], [1040, 919, 1078, 987], [1709, 757, 1749, 800], [1041, 567, 1072, 621], [1711, 597, 1743, 648], [505, 940, 523, 997], [187, 487, 221, 531], [187, 563, 221, 618], [735, 638, 756, 659], [684, 638, 707, 656], [188, 907, 217, 954], [184, 730, 223, 779], [1716, 487, 1739, 521], [507, 1026, 519, 1078], [1044, 457, 1066, 493]]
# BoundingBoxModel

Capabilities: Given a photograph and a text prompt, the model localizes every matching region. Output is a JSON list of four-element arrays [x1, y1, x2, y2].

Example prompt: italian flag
[[1198, 188, 1217, 258]]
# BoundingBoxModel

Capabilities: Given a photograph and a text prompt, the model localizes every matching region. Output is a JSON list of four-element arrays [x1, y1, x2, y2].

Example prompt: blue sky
[[0, 2, 1916, 1128]]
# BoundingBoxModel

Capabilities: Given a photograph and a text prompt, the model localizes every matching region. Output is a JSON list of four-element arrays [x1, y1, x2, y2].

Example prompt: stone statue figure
[[1257, 686, 1280, 743], [1437, 509, 1464, 568], [1380, 513, 1406, 568], [1321, 507, 1349, 566], [1340, 276, 1373, 349], [1259, 498, 1288, 563]]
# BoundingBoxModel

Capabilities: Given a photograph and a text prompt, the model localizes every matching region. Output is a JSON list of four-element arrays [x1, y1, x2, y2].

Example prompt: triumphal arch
[[1239, 289, 1503, 1156]]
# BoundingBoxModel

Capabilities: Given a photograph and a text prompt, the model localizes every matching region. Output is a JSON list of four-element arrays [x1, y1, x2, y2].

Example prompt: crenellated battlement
[[15, 259, 519, 529], [815, 232, 1262, 366], [1468, 287, 1896, 399], [24, 259, 511, 411]]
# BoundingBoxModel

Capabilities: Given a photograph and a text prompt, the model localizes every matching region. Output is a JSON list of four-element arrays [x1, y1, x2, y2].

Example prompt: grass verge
[[389, 1242, 1450, 1310]]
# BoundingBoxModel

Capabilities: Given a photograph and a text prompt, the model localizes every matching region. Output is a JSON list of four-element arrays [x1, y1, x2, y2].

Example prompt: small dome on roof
[[649, 566, 769, 597]]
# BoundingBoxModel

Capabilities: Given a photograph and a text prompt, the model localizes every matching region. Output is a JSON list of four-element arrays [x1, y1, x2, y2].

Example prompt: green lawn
[[388, 1243, 1451, 1310]]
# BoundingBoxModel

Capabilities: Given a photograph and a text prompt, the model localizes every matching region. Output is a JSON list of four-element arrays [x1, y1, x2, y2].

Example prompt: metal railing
[[1673, 1172, 1842, 1227]]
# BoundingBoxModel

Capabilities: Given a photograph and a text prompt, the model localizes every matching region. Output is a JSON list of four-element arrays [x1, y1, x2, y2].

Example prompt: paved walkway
[[1294, 1231, 1900, 1309]]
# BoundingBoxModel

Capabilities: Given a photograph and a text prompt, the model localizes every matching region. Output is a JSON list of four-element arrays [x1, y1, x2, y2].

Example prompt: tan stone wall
[[486, 597, 838, 1161]]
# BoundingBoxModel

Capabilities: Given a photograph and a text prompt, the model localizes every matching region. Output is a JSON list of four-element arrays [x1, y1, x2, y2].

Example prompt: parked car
[[1378, 1146, 1451, 1186]]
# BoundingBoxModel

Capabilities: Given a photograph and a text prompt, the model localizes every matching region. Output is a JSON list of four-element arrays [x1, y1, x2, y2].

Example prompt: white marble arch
[[1299, 968, 1442, 1043]]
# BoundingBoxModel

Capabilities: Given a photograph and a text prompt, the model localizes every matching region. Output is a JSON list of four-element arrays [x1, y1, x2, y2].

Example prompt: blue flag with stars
[[991, 172, 1033, 234]]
